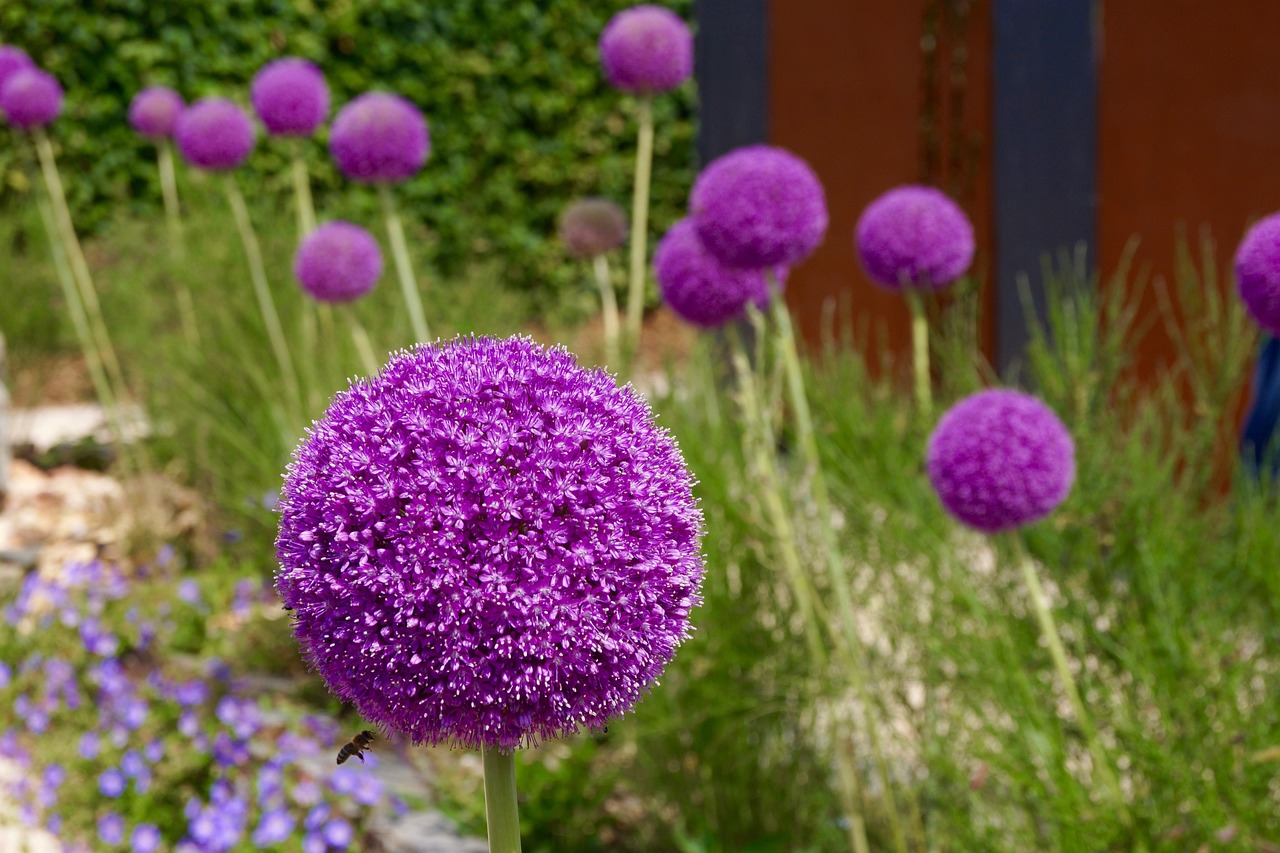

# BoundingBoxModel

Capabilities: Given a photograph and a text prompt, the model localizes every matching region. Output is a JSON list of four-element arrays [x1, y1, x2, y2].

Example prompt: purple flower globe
[[251, 57, 329, 137], [0, 69, 63, 130], [856, 185, 975, 291], [128, 86, 184, 140], [174, 98, 255, 172], [655, 218, 785, 328], [0, 46, 34, 92], [599, 5, 694, 95], [690, 145, 828, 269], [293, 221, 383, 303], [276, 336, 705, 751], [1234, 212, 1280, 336], [559, 198, 628, 259], [329, 92, 429, 183], [926, 389, 1075, 533]]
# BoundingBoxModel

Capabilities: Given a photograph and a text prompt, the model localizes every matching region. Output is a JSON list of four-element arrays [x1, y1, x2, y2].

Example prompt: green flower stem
[[346, 308, 381, 377], [378, 183, 431, 344], [157, 141, 199, 346], [290, 140, 318, 240], [592, 254, 621, 368], [905, 289, 932, 416], [481, 746, 522, 853], [623, 96, 655, 359]]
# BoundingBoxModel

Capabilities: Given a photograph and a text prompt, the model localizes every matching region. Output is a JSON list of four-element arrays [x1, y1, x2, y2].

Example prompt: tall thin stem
[[624, 96, 655, 358], [157, 141, 200, 346], [346, 308, 381, 377], [481, 746, 522, 853], [378, 183, 431, 344], [905, 289, 932, 416], [290, 140, 317, 240], [592, 254, 621, 368]]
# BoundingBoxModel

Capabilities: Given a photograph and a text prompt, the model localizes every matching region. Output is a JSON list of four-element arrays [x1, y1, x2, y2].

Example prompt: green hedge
[[0, 0, 695, 299]]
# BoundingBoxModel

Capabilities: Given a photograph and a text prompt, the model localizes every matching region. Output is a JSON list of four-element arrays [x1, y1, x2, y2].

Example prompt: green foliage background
[[0, 0, 696, 298]]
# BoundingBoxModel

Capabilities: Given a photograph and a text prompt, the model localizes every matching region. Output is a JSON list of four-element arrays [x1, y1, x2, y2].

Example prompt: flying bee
[[336, 730, 376, 765]]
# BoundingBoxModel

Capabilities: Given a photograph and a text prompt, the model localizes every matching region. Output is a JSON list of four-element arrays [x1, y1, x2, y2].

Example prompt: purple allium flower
[[251, 57, 329, 136], [0, 69, 63, 130], [251, 809, 295, 846], [98, 813, 125, 846], [559, 198, 628, 259], [293, 221, 384, 303], [0, 46, 34, 91], [690, 145, 828, 269], [99, 768, 127, 798], [329, 92, 429, 183], [276, 336, 705, 751], [1234, 211, 1280, 336], [926, 389, 1075, 533], [128, 86, 184, 140], [131, 824, 162, 853], [855, 185, 975, 292], [599, 5, 694, 95], [654, 218, 786, 328], [174, 97, 255, 172]]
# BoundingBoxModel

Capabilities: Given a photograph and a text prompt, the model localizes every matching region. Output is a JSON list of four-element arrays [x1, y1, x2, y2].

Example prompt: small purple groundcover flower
[[294, 221, 384, 303], [559, 197, 628, 259], [132, 824, 162, 853], [175, 97, 255, 172], [599, 5, 694, 95], [0, 46, 34, 91], [855, 185, 975, 292], [277, 336, 705, 751], [128, 86, 184, 140], [690, 144, 828, 270], [926, 389, 1075, 533], [1234, 211, 1280, 336], [329, 92, 428, 183], [655, 218, 786, 328], [0, 68, 63, 130], [251, 57, 329, 137]]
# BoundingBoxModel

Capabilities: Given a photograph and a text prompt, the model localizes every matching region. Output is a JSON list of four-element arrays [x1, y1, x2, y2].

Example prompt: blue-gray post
[[693, 0, 769, 166]]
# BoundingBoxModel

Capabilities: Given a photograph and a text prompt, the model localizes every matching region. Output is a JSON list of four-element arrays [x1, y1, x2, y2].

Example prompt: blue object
[[1242, 335, 1280, 480]]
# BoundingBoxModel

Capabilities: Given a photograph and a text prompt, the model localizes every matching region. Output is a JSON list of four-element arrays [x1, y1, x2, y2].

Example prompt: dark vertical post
[[693, 0, 769, 166]]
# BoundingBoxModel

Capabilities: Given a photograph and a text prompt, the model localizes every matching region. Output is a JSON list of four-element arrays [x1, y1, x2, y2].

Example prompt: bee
[[336, 730, 376, 765]]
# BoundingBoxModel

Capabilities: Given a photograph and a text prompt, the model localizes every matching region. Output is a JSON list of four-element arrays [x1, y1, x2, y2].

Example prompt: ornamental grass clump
[[252, 57, 329, 239], [654, 217, 784, 328], [276, 335, 705, 851], [559, 197, 628, 366]]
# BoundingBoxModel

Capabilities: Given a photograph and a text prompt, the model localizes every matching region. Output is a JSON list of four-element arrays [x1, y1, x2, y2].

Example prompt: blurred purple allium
[[926, 389, 1075, 533], [251, 57, 329, 136], [1234, 211, 1280, 336], [293, 221, 384, 303], [0, 46, 34, 91], [690, 145, 828, 269], [276, 336, 705, 751], [0, 69, 63, 129], [599, 5, 693, 95], [329, 92, 428, 183], [128, 86, 184, 140], [855, 185, 975, 291], [559, 197, 628, 259], [655, 218, 785, 328], [174, 97, 255, 172]]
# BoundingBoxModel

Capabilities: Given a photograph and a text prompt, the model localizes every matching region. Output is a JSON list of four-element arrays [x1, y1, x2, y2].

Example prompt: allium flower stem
[[592, 254, 621, 367], [157, 141, 200, 346], [624, 96, 655, 357], [905, 289, 932, 415], [290, 140, 317, 240], [345, 308, 381, 377], [378, 183, 431, 343], [481, 746, 522, 853]]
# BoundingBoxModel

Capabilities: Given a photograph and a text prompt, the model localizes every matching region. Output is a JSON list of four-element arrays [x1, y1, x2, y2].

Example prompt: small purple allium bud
[[329, 92, 429, 183], [128, 86, 184, 140], [251, 57, 329, 136], [599, 5, 694, 95], [559, 198, 628, 259], [0, 69, 63, 130], [855, 185, 975, 292], [690, 145, 828, 269], [174, 97, 256, 172], [655, 218, 786, 328], [293, 221, 384, 303], [0, 47, 34, 91], [1234, 212, 1280, 336], [276, 336, 705, 751], [926, 389, 1076, 533]]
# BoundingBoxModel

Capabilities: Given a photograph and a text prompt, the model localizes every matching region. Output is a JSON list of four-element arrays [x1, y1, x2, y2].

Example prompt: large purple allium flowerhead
[[329, 92, 429, 184], [276, 336, 705, 751], [128, 86, 184, 140], [1234, 212, 1280, 336], [926, 389, 1075, 533], [559, 198, 628, 259], [251, 57, 329, 137], [655, 218, 785, 328], [690, 145, 828, 269], [599, 5, 694, 95], [174, 98, 255, 172], [293, 221, 383, 303], [855, 185, 975, 292], [0, 46, 34, 92], [0, 69, 63, 130]]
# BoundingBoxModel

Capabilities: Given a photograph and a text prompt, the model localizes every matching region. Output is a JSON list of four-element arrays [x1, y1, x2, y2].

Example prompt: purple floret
[[855, 185, 975, 291], [251, 57, 329, 136], [0, 46, 34, 92], [175, 97, 255, 172], [1234, 212, 1280, 336], [0, 69, 63, 130], [690, 144, 828, 269], [559, 198, 628, 259], [128, 86, 184, 140], [276, 336, 705, 751], [294, 221, 384, 303], [655, 218, 785, 328], [329, 92, 429, 183], [599, 5, 694, 95], [926, 389, 1075, 533]]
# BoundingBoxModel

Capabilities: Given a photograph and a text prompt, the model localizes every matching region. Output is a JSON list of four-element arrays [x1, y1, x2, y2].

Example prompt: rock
[[371, 810, 488, 853]]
